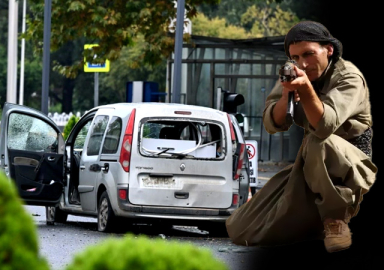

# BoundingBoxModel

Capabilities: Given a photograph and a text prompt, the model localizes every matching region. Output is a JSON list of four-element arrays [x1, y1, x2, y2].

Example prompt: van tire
[[53, 206, 68, 223], [98, 191, 116, 232], [46, 206, 68, 224]]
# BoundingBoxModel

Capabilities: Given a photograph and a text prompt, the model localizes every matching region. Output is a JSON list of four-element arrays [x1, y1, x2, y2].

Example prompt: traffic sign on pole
[[84, 44, 110, 72], [245, 140, 259, 188]]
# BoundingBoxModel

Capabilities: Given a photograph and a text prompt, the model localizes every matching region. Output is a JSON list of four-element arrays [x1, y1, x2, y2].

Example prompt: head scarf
[[284, 21, 343, 61]]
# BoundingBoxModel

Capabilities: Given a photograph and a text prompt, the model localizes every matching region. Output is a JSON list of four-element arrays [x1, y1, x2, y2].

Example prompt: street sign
[[245, 140, 259, 187], [84, 44, 110, 72]]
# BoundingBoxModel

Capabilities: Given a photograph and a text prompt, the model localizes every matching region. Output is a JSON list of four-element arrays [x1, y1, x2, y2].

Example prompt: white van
[[0, 102, 250, 232]]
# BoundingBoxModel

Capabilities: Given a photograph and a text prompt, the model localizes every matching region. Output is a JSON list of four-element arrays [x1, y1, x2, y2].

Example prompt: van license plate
[[142, 177, 176, 188]]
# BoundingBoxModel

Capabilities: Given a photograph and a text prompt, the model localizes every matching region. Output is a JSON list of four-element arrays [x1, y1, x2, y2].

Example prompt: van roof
[[96, 102, 219, 111], [90, 103, 227, 118]]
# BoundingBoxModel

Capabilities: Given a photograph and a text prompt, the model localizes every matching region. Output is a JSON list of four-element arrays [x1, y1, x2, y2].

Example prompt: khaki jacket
[[263, 58, 372, 140]]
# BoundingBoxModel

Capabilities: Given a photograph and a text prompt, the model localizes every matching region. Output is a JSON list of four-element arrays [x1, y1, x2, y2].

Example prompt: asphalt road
[[26, 205, 260, 270]]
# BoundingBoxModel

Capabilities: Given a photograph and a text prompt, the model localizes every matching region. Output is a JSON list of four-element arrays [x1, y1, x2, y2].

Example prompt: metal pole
[[41, 0, 52, 115], [19, 0, 27, 105], [94, 72, 99, 107], [216, 87, 222, 110], [171, 0, 185, 104], [6, 0, 18, 104]]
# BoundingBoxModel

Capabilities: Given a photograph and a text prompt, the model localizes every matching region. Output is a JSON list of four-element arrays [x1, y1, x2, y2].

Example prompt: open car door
[[0, 102, 65, 206]]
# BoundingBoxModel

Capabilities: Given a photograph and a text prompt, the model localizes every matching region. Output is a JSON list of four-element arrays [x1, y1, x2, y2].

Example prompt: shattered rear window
[[139, 119, 225, 159]]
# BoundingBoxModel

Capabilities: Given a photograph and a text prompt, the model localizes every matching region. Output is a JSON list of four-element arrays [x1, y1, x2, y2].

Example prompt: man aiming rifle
[[226, 21, 377, 253]]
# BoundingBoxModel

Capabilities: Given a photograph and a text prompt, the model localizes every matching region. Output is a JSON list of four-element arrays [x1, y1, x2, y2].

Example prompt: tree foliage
[[24, 0, 220, 79], [241, 1, 299, 37], [0, 2, 45, 111], [0, 45, 6, 107], [191, 13, 250, 39], [193, 1, 299, 39], [1, 2, 12, 108], [63, 114, 80, 140], [0, 172, 50, 270], [197, 0, 291, 28], [197, 0, 257, 27], [98, 35, 167, 106]]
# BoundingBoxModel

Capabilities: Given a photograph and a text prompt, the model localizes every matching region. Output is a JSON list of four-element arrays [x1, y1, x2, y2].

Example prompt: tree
[[197, 0, 257, 27], [0, 2, 10, 107], [192, 1, 299, 39], [63, 114, 79, 139], [24, 0, 221, 79], [0, 2, 46, 111], [241, 2, 299, 37], [0, 45, 6, 107], [191, 13, 250, 39], [98, 34, 168, 107]]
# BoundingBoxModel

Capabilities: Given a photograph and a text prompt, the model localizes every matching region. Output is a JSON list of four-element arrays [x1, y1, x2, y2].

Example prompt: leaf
[[68, 1, 86, 11]]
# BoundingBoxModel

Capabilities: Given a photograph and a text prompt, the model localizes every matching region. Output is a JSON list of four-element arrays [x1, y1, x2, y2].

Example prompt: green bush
[[65, 234, 229, 270], [63, 115, 80, 140], [0, 172, 50, 270]]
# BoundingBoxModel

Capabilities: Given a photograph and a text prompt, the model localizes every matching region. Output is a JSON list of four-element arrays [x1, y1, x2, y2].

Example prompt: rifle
[[279, 59, 298, 126]]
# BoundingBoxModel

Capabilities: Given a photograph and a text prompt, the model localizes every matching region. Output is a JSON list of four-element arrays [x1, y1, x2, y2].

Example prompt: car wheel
[[53, 206, 68, 223], [46, 205, 68, 225], [98, 191, 116, 232], [46, 206, 55, 225]]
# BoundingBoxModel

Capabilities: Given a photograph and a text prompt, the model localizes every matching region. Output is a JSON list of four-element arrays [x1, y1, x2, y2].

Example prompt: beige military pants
[[225, 133, 377, 247]]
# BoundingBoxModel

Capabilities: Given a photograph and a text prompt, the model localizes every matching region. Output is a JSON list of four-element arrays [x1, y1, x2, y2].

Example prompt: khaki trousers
[[225, 133, 377, 247]]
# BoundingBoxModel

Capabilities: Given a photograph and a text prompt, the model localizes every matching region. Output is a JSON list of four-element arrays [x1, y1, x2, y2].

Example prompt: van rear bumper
[[117, 200, 237, 221]]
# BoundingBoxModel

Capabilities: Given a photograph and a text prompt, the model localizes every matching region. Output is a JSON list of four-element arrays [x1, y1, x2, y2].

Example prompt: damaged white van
[[0, 102, 249, 232]]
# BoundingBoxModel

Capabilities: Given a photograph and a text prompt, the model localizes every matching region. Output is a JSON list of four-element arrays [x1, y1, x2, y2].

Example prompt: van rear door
[[128, 111, 234, 209]]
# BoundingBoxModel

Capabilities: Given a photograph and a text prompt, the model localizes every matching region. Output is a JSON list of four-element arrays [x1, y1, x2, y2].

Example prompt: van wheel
[[53, 206, 68, 223], [46, 206, 68, 224], [98, 191, 116, 232]]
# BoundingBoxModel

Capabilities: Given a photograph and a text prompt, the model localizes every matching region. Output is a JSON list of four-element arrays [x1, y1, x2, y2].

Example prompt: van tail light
[[233, 143, 245, 180], [119, 109, 136, 172], [226, 113, 236, 141], [227, 113, 237, 155]]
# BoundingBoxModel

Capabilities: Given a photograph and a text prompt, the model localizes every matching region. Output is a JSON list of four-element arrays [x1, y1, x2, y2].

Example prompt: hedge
[[0, 172, 50, 270]]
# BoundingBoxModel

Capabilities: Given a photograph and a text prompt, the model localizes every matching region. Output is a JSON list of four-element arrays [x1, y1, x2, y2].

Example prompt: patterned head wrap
[[284, 21, 343, 61]]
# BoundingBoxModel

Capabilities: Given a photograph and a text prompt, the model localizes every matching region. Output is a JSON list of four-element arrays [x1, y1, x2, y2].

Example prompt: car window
[[87, 115, 109, 156], [101, 117, 122, 154], [73, 119, 93, 151], [140, 120, 224, 159], [7, 113, 58, 153]]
